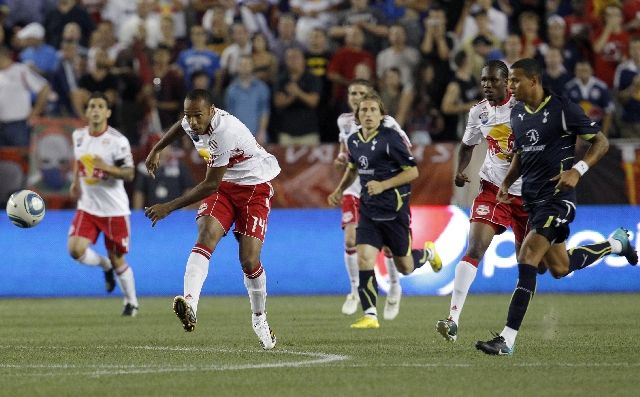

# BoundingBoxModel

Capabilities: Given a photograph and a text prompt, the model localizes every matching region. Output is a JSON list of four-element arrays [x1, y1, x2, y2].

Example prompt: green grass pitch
[[1, 294, 638, 397]]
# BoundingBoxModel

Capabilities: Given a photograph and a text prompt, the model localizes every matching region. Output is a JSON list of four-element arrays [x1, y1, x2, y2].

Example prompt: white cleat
[[383, 283, 402, 320], [252, 314, 276, 350], [341, 293, 360, 315]]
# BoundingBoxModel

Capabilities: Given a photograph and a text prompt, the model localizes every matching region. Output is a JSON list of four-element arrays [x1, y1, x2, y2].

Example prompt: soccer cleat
[[435, 318, 458, 342], [383, 284, 402, 320], [104, 269, 116, 293], [350, 316, 380, 329], [475, 332, 513, 356], [252, 315, 276, 350], [610, 228, 638, 265], [341, 293, 360, 315], [122, 303, 138, 317], [426, 241, 442, 272], [173, 295, 197, 332]]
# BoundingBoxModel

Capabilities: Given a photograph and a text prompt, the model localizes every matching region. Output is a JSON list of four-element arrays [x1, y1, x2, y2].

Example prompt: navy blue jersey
[[346, 126, 416, 221], [511, 94, 600, 207]]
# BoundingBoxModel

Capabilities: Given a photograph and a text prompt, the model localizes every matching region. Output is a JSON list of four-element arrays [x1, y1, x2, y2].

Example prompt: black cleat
[[476, 332, 513, 356], [435, 318, 458, 342], [104, 269, 116, 293], [122, 303, 138, 317], [173, 295, 197, 332]]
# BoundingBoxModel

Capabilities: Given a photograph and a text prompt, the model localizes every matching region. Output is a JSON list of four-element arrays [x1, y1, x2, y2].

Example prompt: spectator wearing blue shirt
[[565, 60, 614, 136], [16, 22, 59, 78], [176, 25, 221, 91], [614, 36, 640, 139], [224, 55, 270, 145]]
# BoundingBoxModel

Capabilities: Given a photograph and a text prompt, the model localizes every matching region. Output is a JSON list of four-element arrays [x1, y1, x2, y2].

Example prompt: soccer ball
[[6, 189, 46, 228]]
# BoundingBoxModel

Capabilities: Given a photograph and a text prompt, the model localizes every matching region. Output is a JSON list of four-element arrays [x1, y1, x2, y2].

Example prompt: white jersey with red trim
[[337, 113, 411, 198], [72, 126, 133, 216], [182, 109, 280, 185], [462, 95, 522, 195]]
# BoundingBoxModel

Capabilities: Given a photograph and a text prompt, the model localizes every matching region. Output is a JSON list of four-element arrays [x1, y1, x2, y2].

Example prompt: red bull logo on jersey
[[485, 124, 514, 161]]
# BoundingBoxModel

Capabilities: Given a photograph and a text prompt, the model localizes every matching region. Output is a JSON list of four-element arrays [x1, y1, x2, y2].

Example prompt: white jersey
[[182, 109, 280, 185], [337, 113, 411, 197], [72, 126, 133, 216], [462, 95, 522, 195]]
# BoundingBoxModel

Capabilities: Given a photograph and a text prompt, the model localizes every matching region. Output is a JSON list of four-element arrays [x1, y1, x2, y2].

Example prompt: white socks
[[345, 250, 359, 295], [449, 260, 478, 324], [115, 264, 138, 307], [385, 255, 400, 285], [184, 245, 212, 314], [608, 236, 623, 254], [244, 264, 267, 314], [501, 326, 518, 348], [77, 247, 112, 271]]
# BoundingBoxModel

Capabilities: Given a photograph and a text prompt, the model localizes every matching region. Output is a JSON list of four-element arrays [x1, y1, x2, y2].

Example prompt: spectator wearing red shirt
[[592, 4, 629, 88], [327, 25, 375, 112]]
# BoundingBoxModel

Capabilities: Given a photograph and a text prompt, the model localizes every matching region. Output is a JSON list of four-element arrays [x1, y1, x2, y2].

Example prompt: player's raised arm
[[145, 120, 185, 178], [145, 165, 227, 226]]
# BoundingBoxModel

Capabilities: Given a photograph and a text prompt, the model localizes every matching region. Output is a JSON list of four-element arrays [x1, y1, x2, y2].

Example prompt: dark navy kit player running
[[328, 93, 440, 329], [476, 58, 637, 356]]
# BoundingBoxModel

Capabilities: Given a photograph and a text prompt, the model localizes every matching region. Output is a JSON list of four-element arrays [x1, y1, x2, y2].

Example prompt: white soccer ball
[[6, 189, 46, 228]]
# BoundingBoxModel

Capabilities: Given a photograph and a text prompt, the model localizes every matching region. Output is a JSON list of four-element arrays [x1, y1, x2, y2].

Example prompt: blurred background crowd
[[1, 0, 639, 208]]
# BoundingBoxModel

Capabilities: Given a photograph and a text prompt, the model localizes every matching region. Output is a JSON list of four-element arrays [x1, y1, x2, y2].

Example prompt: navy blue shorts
[[356, 210, 412, 256], [527, 199, 576, 244]]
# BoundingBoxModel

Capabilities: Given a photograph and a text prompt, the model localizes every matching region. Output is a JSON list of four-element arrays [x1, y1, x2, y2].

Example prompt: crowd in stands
[[1, 0, 640, 150]]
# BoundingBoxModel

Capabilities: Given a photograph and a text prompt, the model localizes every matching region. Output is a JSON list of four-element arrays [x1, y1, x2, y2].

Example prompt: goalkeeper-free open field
[[1, 294, 638, 397]]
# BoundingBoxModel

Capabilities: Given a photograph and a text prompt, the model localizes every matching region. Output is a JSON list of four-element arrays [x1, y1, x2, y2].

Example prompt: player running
[[335, 79, 437, 320], [435, 60, 527, 341], [476, 58, 638, 356], [68, 92, 139, 316], [144, 89, 280, 350], [328, 93, 441, 329]]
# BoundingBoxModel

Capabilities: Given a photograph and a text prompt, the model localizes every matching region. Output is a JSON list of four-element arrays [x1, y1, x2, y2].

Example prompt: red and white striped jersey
[[182, 108, 280, 185], [337, 113, 411, 198], [72, 125, 133, 216]]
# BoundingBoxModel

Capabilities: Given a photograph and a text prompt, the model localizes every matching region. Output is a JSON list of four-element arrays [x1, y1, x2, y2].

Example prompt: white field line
[[0, 345, 350, 377]]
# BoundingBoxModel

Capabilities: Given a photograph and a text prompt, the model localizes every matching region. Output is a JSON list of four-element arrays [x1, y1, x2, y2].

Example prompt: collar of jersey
[[524, 95, 552, 114], [357, 129, 379, 142]]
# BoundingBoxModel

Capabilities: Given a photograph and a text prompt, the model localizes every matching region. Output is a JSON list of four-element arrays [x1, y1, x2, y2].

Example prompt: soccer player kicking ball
[[144, 89, 280, 350], [328, 93, 441, 329], [436, 60, 527, 342], [68, 92, 139, 316], [476, 59, 637, 356], [334, 79, 437, 320]]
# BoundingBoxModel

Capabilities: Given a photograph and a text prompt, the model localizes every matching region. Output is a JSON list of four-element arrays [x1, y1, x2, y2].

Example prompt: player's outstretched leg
[[383, 250, 402, 320], [475, 332, 513, 356], [173, 295, 197, 332], [342, 248, 360, 315], [411, 241, 442, 273], [114, 262, 138, 317]]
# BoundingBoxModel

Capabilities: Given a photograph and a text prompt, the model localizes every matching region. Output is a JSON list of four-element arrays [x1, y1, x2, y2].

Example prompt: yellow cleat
[[426, 241, 442, 273], [350, 316, 380, 329]]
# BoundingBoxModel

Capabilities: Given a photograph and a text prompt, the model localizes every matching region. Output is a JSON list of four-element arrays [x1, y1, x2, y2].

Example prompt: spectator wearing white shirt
[[0, 46, 50, 147]]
